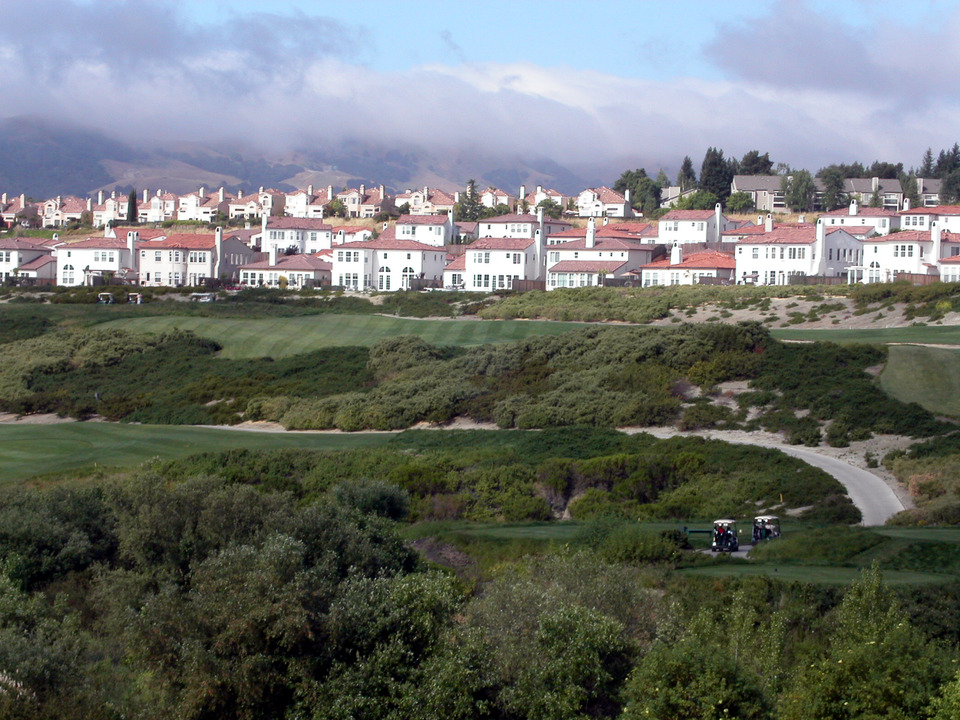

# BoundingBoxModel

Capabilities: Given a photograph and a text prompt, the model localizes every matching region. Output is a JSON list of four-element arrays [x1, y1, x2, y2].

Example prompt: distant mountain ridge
[[0, 116, 620, 200]]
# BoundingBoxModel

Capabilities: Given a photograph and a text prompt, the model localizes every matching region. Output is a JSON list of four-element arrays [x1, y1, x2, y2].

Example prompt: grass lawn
[[880, 345, 960, 417], [0, 423, 392, 485], [99, 315, 587, 358], [874, 527, 960, 543], [772, 325, 960, 345], [678, 563, 953, 586]]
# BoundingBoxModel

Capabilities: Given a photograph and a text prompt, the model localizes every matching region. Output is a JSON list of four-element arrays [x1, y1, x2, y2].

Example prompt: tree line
[[613, 144, 960, 216]]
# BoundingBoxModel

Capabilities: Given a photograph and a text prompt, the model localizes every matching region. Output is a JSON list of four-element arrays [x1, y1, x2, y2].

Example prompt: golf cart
[[752, 515, 781, 543], [711, 519, 739, 552], [97, 292, 115, 304]]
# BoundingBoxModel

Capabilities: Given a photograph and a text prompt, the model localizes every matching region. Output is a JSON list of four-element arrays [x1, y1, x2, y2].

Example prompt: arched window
[[378, 266, 391, 291], [401, 266, 415, 289], [868, 261, 880, 283], [62, 264, 74, 285]]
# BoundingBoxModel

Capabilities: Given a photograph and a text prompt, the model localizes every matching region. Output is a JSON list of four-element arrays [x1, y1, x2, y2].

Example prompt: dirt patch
[[408, 537, 477, 576], [0, 412, 76, 425]]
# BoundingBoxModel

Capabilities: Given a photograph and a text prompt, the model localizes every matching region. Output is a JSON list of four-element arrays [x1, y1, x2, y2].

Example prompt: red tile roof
[[111, 227, 166, 240], [266, 217, 333, 231], [62, 237, 130, 249], [480, 214, 540, 224], [468, 237, 535, 250], [397, 214, 447, 225], [552, 237, 653, 251], [140, 233, 218, 249], [444, 255, 466, 271], [660, 209, 716, 220], [901, 205, 960, 215], [0, 238, 48, 251], [17, 255, 56, 270], [548, 260, 627, 273], [735, 227, 816, 245], [642, 250, 736, 270], [821, 207, 897, 217]]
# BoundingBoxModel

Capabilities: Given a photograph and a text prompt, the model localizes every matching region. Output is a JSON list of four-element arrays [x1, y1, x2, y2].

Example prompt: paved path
[[625, 428, 906, 526]]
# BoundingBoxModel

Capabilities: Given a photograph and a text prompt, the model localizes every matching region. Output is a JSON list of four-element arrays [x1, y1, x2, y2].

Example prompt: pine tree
[[699, 147, 733, 202], [920, 148, 935, 177], [126, 189, 138, 223], [677, 156, 697, 191]]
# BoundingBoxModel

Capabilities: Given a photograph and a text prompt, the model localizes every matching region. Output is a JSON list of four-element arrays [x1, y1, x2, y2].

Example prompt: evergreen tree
[[126, 189, 138, 223], [781, 170, 817, 212], [699, 147, 733, 202], [738, 150, 775, 175], [901, 173, 921, 208], [818, 167, 847, 211], [920, 148, 935, 177], [454, 179, 483, 222], [677, 156, 697, 191], [655, 168, 670, 188]]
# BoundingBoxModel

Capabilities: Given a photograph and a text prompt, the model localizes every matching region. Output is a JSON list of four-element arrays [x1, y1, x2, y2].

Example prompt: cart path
[[626, 428, 906, 526]]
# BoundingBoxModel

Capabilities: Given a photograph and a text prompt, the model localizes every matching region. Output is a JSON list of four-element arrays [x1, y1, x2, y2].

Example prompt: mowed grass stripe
[[772, 325, 960, 345], [0, 423, 392, 485], [100, 315, 586, 358], [880, 345, 960, 417]]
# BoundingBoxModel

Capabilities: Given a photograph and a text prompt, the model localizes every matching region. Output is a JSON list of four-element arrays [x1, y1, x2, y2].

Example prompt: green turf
[[0, 423, 392, 484], [873, 527, 960, 543], [98, 315, 587, 358], [772, 325, 960, 345], [879, 345, 960, 417], [678, 563, 953, 585]]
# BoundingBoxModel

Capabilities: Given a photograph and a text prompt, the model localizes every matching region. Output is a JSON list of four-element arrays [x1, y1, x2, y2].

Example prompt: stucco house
[[330, 227, 447, 291], [734, 221, 861, 285], [395, 213, 456, 246], [820, 200, 899, 235], [462, 237, 540, 291], [239, 250, 330, 289], [577, 187, 633, 218], [0, 238, 53, 284], [545, 219, 656, 290], [262, 217, 334, 255], [659, 205, 732, 245], [137, 228, 255, 287], [638, 247, 736, 287], [859, 223, 960, 283]]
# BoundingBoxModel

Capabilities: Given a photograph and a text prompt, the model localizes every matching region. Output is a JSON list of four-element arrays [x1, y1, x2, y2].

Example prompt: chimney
[[379, 185, 384, 198], [757, 214, 763, 226], [86, 197, 92, 212], [238, 189, 244, 200], [670, 241, 682, 266], [519, 185, 526, 203], [625, 188, 631, 204], [269, 243, 278, 267], [327, 185, 333, 200], [455, 191, 461, 203], [603, 216, 609, 226], [932, 221, 942, 261], [814, 218, 825, 271], [383, 222, 388, 231], [765, 213, 773, 232], [200, 186, 206, 198], [1, 193, 6, 204], [586, 217, 596, 248], [360, 184, 365, 196], [20, 194, 25, 208], [714, 203, 722, 244], [214, 226, 223, 279], [259, 186, 264, 194], [143, 188, 149, 203], [218, 187, 225, 203], [903, 198, 911, 212], [872, 177, 879, 192], [798, 215, 805, 224], [423, 185, 429, 199], [307, 184, 314, 197], [849, 199, 858, 215], [244, 221, 250, 230], [127, 231, 139, 261]]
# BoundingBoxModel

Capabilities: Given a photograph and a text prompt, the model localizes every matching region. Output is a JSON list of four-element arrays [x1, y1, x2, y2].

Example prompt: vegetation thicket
[[0, 448, 956, 719]]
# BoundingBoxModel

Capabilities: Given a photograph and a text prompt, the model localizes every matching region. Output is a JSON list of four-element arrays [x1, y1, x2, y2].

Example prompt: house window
[[751, 248, 758, 259], [378, 266, 391, 291], [513, 253, 522, 264], [155, 251, 162, 261]]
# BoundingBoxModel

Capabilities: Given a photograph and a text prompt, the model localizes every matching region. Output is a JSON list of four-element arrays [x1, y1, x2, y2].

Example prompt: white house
[[545, 218, 656, 290], [177, 187, 232, 222], [394, 187, 456, 215], [820, 200, 899, 235], [442, 253, 466, 289], [262, 217, 334, 255], [577, 187, 633, 218], [479, 187, 514, 210], [734, 221, 861, 285], [859, 223, 960, 283], [0, 238, 52, 283], [844, 177, 903, 211], [55, 234, 138, 286], [0, 193, 33, 227], [332, 226, 375, 244], [900, 205, 960, 234], [519, 185, 565, 213], [638, 247, 736, 287], [395, 213, 456, 246], [659, 205, 732, 245], [476, 212, 571, 240], [141, 190, 178, 223], [462, 236, 540, 291], [137, 228, 255, 287], [39, 195, 87, 228], [239, 251, 331, 289], [330, 228, 448, 291]]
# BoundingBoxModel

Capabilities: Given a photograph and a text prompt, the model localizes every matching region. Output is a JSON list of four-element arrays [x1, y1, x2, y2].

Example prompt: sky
[[3, 0, 960, 177]]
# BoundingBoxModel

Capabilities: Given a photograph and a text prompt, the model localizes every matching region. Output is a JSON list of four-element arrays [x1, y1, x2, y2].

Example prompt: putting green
[[0, 422, 392, 484], [99, 314, 587, 358]]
